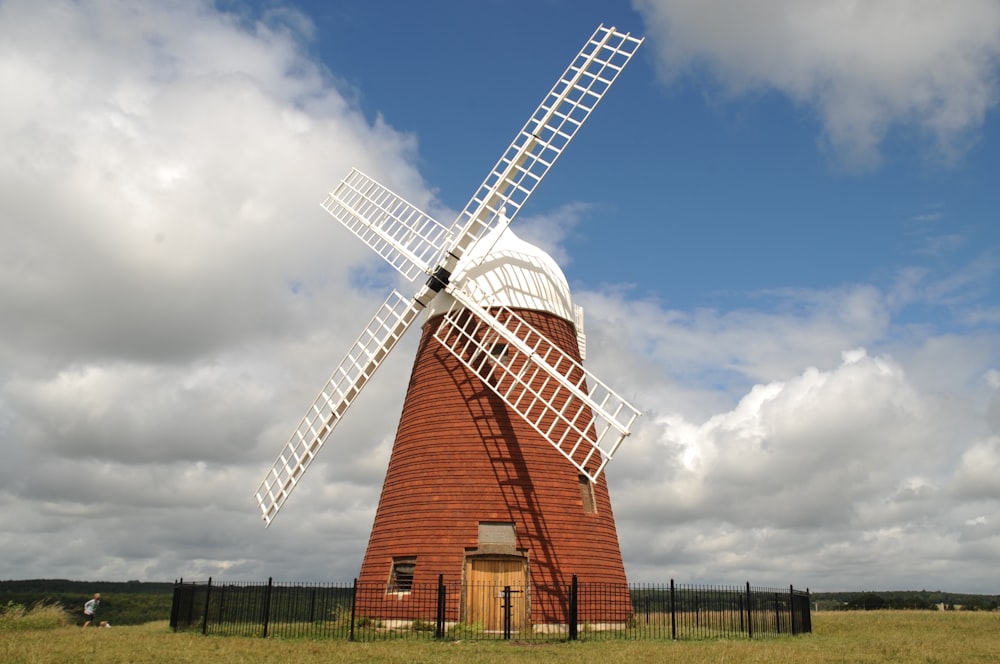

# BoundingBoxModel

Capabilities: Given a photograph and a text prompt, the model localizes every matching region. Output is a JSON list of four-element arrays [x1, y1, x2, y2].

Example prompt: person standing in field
[[82, 593, 101, 627]]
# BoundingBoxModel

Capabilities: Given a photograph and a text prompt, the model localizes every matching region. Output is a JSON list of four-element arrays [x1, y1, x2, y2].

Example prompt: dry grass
[[2, 611, 999, 663], [0, 601, 70, 632]]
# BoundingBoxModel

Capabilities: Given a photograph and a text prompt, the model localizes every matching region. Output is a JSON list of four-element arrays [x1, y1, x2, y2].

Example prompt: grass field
[[2, 611, 999, 663]]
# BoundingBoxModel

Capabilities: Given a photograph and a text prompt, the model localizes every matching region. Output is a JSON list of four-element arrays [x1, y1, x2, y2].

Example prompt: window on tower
[[473, 339, 511, 383], [489, 342, 510, 365], [388, 557, 416, 594], [579, 474, 597, 514]]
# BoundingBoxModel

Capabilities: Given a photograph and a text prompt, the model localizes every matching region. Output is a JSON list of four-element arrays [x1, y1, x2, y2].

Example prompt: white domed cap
[[424, 226, 575, 323]]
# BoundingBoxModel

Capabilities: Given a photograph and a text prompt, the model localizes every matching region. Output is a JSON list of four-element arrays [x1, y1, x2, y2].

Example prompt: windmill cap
[[424, 227, 575, 323]]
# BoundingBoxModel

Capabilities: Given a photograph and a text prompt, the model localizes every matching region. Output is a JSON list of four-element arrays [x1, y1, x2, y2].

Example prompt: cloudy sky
[[1, 0, 998, 594]]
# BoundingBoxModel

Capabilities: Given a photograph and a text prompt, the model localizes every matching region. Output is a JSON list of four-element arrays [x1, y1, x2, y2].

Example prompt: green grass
[[2, 612, 999, 663]]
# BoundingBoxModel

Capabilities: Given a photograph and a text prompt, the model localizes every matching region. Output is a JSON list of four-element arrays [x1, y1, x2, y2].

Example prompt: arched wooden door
[[464, 556, 527, 631]]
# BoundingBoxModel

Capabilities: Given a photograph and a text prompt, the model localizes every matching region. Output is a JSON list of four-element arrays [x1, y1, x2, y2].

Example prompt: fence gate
[[464, 556, 527, 631]]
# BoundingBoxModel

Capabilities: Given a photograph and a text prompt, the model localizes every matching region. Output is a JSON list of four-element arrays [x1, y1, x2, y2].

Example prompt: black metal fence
[[171, 576, 810, 641]]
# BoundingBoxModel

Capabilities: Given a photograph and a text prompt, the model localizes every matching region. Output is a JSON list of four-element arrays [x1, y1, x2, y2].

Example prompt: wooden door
[[465, 556, 527, 631]]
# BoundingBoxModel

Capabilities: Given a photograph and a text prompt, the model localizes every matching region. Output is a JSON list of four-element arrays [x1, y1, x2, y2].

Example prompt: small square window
[[388, 557, 416, 593]]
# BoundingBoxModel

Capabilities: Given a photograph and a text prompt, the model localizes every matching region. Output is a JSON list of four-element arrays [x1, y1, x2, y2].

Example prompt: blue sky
[[0, 0, 998, 593], [297, 0, 999, 320]]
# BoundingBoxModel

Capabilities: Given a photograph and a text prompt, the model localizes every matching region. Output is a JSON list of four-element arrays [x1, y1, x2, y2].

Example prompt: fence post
[[568, 574, 578, 641], [435, 574, 446, 639], [201, 577, 212, 635], [170, 580, 180, 631], [669, 579, 676, 640], [217, 585, 227, 634], [805, 588, 812, 633], [789, 585, 796, 635], [261, 577, 273, 638], [349, 578, 358, 642], [502, 586, 512, 640], [745, 581, 753, 640]]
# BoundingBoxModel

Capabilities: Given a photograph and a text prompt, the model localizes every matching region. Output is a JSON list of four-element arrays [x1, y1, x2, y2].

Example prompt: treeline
[[0, 579, 174, 625], [812, 590, 1000, 611]]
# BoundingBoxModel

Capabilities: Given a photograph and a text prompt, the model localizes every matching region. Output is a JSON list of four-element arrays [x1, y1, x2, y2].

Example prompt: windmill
[[255, 25, 643, 630]]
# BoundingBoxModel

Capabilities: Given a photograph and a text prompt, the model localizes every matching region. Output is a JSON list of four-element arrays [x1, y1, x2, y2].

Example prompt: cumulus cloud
[[0, 0, 421, 582], [952, 436, 1000, 500], [607, 343, 996, 589], [633, 0, 1000, 169], [576, 266, 999, 589], [578, 283, 891, 411], [650, 348, 928, 525]]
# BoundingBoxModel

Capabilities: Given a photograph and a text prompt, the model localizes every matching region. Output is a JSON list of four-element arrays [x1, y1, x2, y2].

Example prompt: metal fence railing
[[171, 576, 810, 641]]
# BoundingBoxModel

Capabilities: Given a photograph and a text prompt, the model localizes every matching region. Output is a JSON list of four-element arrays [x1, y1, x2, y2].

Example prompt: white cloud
[[0, 0, 422, 582], [633, 0, 1000, 169], [951, 436, 1000, 500], [0, 0, 440, 369], [583, 275, 998, 589], [615, 348, 930, 524], [578, 283, 891, 409], [515, 203, 593, 267], [988, 369, 1000, 389]]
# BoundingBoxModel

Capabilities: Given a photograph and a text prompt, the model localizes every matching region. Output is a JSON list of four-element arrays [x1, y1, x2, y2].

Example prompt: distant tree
[[903, 595, 933, 610], [847, 593, 886, 610]]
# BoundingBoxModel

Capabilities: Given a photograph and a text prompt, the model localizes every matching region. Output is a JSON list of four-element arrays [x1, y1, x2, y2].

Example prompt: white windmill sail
[[319, 24, 644, 279], [434, 285, 640, 482], [254, 24, 643, 525], [444, 24, 645, 263], [321, 169, 452, 283], [254, 290, 421, 524]]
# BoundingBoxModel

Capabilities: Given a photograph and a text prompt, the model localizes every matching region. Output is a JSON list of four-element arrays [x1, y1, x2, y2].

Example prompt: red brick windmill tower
[[255, 25, 643, 631]]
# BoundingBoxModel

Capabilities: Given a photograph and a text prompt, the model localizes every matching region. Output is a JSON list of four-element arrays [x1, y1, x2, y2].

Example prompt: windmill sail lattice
[[255, 24, 643, 525], [435, 285, 640, 482], [325, 24, 643, 281], [444, 24, 645, 262], [255, 291, 421, 524], [321, 169, 451, 283]]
